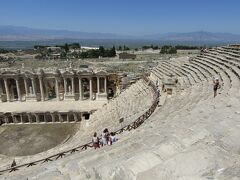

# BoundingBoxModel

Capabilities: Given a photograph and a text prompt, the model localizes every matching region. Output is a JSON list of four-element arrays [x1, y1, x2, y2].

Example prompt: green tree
[[111, 46, 116, 57], [169, 47, 177, 54], [64, 43, 69, 53], [79, 52, 88, 59], [0, 48, 9, 53], [99, 46, 105, 57], [70, 43, 81, 49], [160, 45, 177, 54], [123, 45, 130, 51]]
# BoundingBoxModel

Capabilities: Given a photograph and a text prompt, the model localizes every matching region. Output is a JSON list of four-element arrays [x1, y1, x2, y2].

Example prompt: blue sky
[[0, 0, 240, 35]]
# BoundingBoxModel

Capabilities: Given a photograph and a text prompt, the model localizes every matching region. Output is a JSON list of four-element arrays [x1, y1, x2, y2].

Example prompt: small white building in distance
[[81, 46, 99, 50]]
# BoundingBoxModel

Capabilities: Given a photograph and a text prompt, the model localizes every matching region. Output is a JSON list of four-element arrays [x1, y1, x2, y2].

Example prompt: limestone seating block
[[64, 94, 76, 101], [121, 152, 163, 176], [96, 93, 107, 100]]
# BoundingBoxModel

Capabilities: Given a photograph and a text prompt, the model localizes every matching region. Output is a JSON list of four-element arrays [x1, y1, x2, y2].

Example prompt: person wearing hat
[[213, 77, 220, 98]]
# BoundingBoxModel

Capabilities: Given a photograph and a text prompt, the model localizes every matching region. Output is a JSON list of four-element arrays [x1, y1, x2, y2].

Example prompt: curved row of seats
[[150, 55, 231, 96], [3, 46, 240, 179], [2, 60, 217, 179], [196, 51, 240, 95]]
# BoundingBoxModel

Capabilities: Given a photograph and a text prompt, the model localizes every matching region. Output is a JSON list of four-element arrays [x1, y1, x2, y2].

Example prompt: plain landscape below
[[0, 39, 235, 50]]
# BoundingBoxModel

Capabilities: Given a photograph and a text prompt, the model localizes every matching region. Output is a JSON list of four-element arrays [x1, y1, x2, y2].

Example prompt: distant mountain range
[[0, 25, 240, 45], [144, 32, 240, 43], [0, 25, 131, 41]]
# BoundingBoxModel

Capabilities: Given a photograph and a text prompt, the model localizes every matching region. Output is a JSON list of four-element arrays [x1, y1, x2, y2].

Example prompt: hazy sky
[[0, 0, 240, 35]]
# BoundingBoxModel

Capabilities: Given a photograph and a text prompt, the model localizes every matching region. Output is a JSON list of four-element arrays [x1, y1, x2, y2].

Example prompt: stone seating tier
[[1, 45, 240, 179]]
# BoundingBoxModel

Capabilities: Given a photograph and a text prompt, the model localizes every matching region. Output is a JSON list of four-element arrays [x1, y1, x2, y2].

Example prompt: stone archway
[[82, 78, 90, 100], [45, 78, 56, 100], [99, 77, 105, 93], [9, 79, 18, 101]]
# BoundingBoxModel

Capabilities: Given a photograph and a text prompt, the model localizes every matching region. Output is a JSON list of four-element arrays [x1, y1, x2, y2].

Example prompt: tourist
[[157, 89, 160, 97], [157, 88, 161, 107], [101, 128, 109, 146], [10, 159, 16, 168], [156, 79, 160, 88], [213, 77, 220, 98], [110, 132, 118, 144], [162, 84, 165, 91], [92, 94, 96, 100], [92, 132, 100, 149], [107, 135, 112, 145]]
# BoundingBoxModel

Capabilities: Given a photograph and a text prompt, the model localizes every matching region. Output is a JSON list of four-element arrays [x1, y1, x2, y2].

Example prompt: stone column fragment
[[79, 78, 82, 100], [3, 78, 10, 102], [104, 76, 107, 93], [39, 77, 45, 101], [89, 78, 93, 100], [15, 78, 21, 101], [55, 78, 59, 100], [97, 77, 100, 93]]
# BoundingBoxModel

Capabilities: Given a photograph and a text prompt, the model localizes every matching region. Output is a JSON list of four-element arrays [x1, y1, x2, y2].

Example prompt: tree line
[[34, 43, 81, 51], [0, 49, 15, 53], [142, 45, 159, 50], [160, 45, 177, 54], [175, 45, 200, 50], [117, 45, 130, 51], [76, 46, 116, 59], [159, 45, 200, 54]]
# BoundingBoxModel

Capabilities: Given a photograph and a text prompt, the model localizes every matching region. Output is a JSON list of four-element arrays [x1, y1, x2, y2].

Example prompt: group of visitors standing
[[92, 128, 118, 149]]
